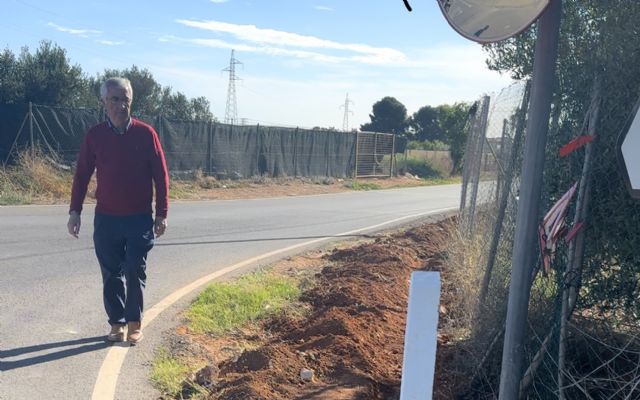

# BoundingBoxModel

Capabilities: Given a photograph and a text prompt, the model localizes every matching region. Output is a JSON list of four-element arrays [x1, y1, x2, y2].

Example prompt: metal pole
[[459, 110, 479, 213], [373, 133, 378, 176], [29, 102, 34, 157], [354, 131, 360, 179], [497, 119, 508, 207], [468, 96, 491, 234], [478, 82, 530, 310], [207, 120, 213, 175], [293, 127, 298, 178], [390, 134, 396, 177], [558, 82, 600, 399], [498, 1, 562, 399]]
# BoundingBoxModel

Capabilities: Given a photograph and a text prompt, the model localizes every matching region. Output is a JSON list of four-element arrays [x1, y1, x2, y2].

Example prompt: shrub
[[396, 157, 442, 179]]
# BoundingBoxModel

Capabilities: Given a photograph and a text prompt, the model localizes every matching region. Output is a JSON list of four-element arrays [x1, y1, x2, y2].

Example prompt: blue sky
[[1, 0, 514, 129]]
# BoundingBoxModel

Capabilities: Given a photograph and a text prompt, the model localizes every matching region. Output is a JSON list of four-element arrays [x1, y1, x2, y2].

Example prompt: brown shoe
[[107, 324, 125, 342], [127, 321, 144, 345]]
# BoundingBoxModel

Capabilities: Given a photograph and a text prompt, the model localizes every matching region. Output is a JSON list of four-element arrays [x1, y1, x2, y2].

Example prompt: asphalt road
[[0, 184, 460, 400]]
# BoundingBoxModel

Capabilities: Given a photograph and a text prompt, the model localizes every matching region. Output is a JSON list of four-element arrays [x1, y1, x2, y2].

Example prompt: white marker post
[[618, 94, 640, 200], [400, 271, 441, 400]]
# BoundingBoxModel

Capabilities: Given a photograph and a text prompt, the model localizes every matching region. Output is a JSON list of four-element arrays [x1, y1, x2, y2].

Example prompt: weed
[[0, 150, 72, 204], [397, 156, 445, 178], [186, 271, 301, 335], [150, 348, 208, 399], [344, 180, 381, 191]]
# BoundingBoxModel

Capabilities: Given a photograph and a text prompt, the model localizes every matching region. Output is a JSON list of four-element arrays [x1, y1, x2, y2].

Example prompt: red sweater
[[70, 119, 169, 218]]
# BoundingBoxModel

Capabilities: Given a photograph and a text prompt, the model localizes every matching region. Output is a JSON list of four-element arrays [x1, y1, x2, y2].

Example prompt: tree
[[96, 67, 215, 121], [0, 48, 22, 105], [409, 105, 441, 141], [438, 102, 470, 173], [160, 90, 191, 120], [17, 41, 88, 106], [190, 96, 214, 121], [361, 96, 408, 136], [1, 41, 215, 121]]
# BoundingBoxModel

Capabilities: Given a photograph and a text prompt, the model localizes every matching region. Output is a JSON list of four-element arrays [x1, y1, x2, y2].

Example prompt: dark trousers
[[93, 213, 154, 326]]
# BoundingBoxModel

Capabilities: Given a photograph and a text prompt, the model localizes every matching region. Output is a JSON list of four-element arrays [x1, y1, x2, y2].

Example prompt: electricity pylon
[[223, 50, 242, 125], [340, 93, 354, 132]]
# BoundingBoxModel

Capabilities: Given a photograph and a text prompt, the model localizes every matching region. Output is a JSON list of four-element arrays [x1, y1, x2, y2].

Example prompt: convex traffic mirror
[[437, 0, 551, 43]]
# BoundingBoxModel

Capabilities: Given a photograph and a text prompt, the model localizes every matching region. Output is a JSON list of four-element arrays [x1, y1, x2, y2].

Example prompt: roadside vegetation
[[151, 349, 205, 399], [0, 150, 72, 205], [186, 272, 302, 335], [0, 151, 458, 206], [151, 269, 306, 398], [396, 156, 447, 180]]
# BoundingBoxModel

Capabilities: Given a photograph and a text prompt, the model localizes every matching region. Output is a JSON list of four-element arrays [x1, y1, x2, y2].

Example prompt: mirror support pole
[[498, 0, 562, 399]]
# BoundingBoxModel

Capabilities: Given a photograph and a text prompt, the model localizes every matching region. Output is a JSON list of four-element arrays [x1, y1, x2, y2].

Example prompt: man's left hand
[[154, 217, 167, 237]]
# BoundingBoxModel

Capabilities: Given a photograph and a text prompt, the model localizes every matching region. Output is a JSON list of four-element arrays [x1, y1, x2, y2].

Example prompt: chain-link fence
[[456, 66, 640, 398]]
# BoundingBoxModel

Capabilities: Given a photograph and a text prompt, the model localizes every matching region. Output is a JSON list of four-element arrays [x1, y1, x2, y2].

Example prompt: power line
[[339, 93, 354, 132], [222, 49, 242, 125]]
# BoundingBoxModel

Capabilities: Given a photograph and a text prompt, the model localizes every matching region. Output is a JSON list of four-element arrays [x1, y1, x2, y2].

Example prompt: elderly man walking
[[67, 77, 169, 345]]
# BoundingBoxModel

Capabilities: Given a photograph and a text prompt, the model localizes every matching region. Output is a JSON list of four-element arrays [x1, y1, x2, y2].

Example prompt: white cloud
[[175, 19, 406, 64], [151, 28, 513, 128], [96, 40, 124, 46], [47, 22, 101, 37], [209, 0, 228, 3], [160, 35, 349, 63], [314, 5, 333, 11]]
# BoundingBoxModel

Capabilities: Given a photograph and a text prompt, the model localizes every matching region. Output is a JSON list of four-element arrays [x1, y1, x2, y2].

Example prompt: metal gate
[[354, 131, 395, 178]]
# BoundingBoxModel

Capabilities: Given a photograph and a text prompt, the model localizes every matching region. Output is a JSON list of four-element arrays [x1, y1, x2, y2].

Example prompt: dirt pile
[[178, 216, 454, 399]]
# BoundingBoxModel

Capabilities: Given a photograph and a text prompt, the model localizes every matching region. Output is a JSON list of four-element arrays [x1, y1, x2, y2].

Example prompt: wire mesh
[[1, 105, 359, 179], [457, 13, 640, 395], [355, 131, 395, 178]]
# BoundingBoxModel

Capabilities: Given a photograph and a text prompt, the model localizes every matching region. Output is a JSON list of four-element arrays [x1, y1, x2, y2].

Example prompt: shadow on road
[[155, 234, 376, 247], [0, 336, 110, 371], [0, 235, 377, 261]]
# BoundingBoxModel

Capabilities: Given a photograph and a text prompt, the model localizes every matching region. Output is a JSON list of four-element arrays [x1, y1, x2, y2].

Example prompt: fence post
[[478, 81, 530, 310], [293, 127, 298, 177], [373, 133, 378, 176], [208, 120, 214, 175], [497, 119, 508, 207], [354, 131, 360, 179], [256, 123, 260, 176], [390, 134, 396, 177], [325, 131, 330, 177], [557, 81, 600, 400], [499, 1, 562, 398], [468, 96, 491, 234], [29, 102, 34, 157], [460, 106, 481, 213]]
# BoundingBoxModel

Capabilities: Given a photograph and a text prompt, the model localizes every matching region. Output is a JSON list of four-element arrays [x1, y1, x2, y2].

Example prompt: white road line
[[91, 207, 456, 400]]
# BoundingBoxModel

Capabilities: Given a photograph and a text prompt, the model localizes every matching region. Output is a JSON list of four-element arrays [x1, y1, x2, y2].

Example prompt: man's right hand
[[67, 211, 81, 238]]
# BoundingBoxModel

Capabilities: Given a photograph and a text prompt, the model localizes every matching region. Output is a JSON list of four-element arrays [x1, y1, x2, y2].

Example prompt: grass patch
[[186, 271, 301, 335], [150, 348, 208, 399], [150, 348, 190, 397], [0, 174, 31, 205], [344, 180, 382, 191], [0, 150, 72, 205], [419, 176, 462, 186]]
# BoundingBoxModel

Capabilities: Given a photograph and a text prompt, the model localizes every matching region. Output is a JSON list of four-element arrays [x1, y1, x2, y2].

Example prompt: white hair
[[100, 77, 133, 100]]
